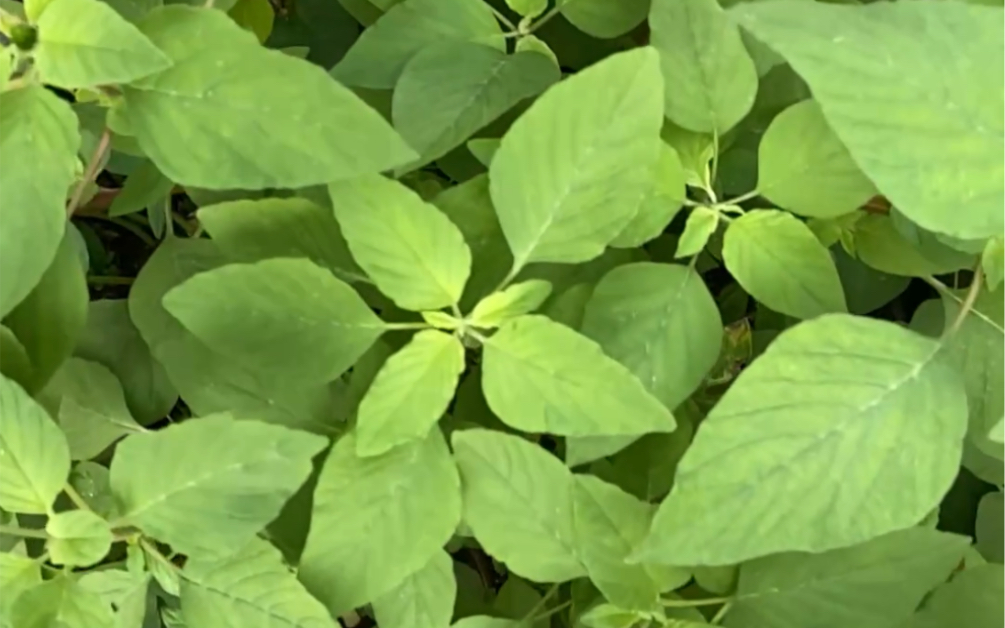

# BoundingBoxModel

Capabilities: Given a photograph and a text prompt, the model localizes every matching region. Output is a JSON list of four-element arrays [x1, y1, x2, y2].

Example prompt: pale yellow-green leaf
[[676, 206, 719, 258], [45, 509, 113, 567], [372, 550, 455, 628], [9, 577, 115, 628], [468, 280, 553, 328], [609, 142, 687, 249], [356, 330, 465, 457]]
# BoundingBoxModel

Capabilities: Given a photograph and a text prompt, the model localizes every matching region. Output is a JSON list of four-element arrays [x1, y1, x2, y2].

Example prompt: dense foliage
[[0, 0, 1002, 626]]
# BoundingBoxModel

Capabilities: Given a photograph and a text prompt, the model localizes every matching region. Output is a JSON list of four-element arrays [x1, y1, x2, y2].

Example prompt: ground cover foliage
[[0, 0, 1002, 626]]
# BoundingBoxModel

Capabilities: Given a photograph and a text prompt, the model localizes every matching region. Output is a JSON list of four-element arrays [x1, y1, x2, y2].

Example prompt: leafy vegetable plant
[[0, 0, 1002, 626]]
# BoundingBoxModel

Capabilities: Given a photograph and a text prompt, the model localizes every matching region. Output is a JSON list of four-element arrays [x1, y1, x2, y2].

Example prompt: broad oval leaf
[[489, 47, 664, 271], [180, 537, 338, 628], [609, 142, 688, 249], [393, 42, 560, 167], [852, 214, 975, 277], [373, 550, 456, 628], [0, 85, 78, 318], [582, 262, 723, 410], [722, 210, 847, 319], [299, 429, 461, 615], [757, 99, 877, 218], [452, 428, 585, 582], [9, 577, 115, 628], [121, 6, 415, 189], [732, 0, 1004, 239], [332, 0, 505, 89], [163, 258, 386, 386], [724, 527, 970, 628], [197, 197, 365, 285], [635, 314, 969, 565], [0, 374, 71, 514], [356, 330, 465, 457], [650, 0, 757, 134], [45, 509, 113, 568], [560, 0, 649, 39], [110, 414, 328, 557], [329, 175, 472, 311], [34, 0, 171, 89], [482, 315, 676, 437]]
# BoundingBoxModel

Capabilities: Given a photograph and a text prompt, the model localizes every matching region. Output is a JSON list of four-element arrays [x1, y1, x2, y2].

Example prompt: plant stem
[[710, 600, 734, 625], [660, 595, 733, 608], [0, 524, 48, 540], [383, 321, 431, 331], [67, 128, 111, 218], [709, 128, 721, 197], [64, 483, 92, 511], [945, 264, 983, 339], [488, 4, 517, 31], [720, 189, 761, 206], [523, 583, 561, 621], [528, 5, 562, 34], [531, 599, 572, 622]]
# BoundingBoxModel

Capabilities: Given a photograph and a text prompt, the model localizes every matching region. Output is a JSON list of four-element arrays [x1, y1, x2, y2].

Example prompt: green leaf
[[452, 428, 585, 582], [110, 414, 328, 557], [452, 618, 523, 628], [610, 142, 688, 249], [467, 138, 501, 167], [356, 330, 465, 457], [69, 461, 117, 519], [649, 0, 757, 134], [676, 207, 719, 258], [107, 159, 173, 217], [34, 0, 170, 89], [724, 528, 970, 628], [831, 247, 910, 316], [490, 47, 664, 271], [732, 0, 1004, 240], [329, 175, 472, 310], [40, 358, 146, 461], [299, 429, 461, 615], [635, 314, 969, 566], [573, 474, 687, 611], [393, 42, 560, 167], [180, 537, 338, 628], [507, 0, 545, 18], [163, 258, 386, 386], [939, 287, 1004, 461], [78, 569, 150, 628], [4, 232, 89, 394], [560, 0, 649, 39], [900, 564, 1003, 628], [0, 85, 78, 318], [198, 197, 366, 285], [757, 99, 877, 218], [130, 239, 341, 434], [74, 299, 177, 425], [332, 0, 504, 89], [121, 6, 415, 189], [9, 577, 115, 628], [982, 236, 1004, 290], [581, 263, 722, 410], [45, 510, 113, 568], [468, 280, 553, 329], [228, 0, 274, 42], [0, 375, 70, 514], [482, 315, 676, 437], [0, 553, 42, 618], [975, 491, 1003, 563], [373, 550, 456, 628], [852, 214, 975, 277], [722, 210, 847, 319]]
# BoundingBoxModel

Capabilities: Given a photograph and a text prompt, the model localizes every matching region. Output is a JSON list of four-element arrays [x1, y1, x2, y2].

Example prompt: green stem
[[660, 595, 733, 608], [67, 128, 111, 219], [944, 264, 983, 339], [528, 5, 562, 34], [523, 583, 561, 621], [488, 4, 517, 31], [64, 483, 92, 512], [710, 600, 734, 625], [708, 128, 721, 202], [383, 321, 431, 331], [0, 524, 48, 540], [531, 599, 572, 622], [719, 189, 760, 206], [140, 537, 179, 572]]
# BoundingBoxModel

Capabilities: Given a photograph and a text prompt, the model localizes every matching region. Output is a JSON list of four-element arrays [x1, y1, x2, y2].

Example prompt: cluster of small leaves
[[0, 0, 1002, 626]]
